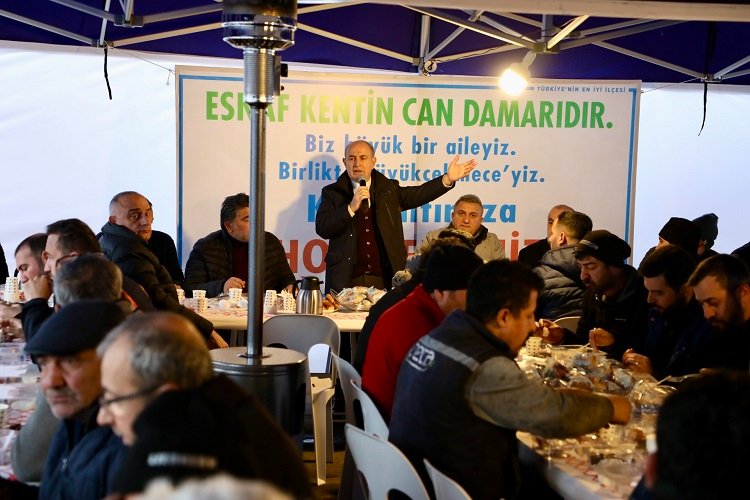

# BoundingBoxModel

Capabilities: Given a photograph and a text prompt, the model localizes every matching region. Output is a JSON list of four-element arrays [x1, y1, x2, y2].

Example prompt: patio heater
[[211, 0, 305, 442]]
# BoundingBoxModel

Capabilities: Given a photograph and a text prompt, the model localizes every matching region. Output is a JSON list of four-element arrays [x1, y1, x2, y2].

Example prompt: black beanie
[[574, 230, 631, 266], [692, 213, 719, 249], [659, 217, 701, 255], [422, 245, 483, 292]]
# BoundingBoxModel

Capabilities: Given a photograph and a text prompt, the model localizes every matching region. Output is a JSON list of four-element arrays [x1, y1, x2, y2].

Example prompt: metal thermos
[[295, 276, 323, 315]]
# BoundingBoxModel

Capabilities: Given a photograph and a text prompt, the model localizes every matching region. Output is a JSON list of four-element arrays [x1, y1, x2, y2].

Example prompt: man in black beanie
[[657, 217, 701, 258], [573, 230, 649, 359], [692, 213, 719, 260], [362, 244, 483, 420]]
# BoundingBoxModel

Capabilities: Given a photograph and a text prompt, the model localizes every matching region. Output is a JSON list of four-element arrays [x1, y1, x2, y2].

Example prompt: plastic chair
[[554, 315, 581, 333], [423, 459, 471, 500], [332, 353, 361, 426], [262, 314, 341, 485], [344, 424, 429, 500], [351, 380, 389, 439], [332, 354, 365, 500]]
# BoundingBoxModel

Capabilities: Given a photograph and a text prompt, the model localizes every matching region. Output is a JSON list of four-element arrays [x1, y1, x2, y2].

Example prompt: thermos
[[295, 276, 324, 315]]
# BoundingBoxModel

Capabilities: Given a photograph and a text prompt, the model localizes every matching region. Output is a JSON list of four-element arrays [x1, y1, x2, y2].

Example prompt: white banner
[[177, 67, 639, 281]]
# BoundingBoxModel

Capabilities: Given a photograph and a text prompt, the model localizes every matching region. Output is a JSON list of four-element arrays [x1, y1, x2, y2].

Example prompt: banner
[[177, 67, 639, 281]]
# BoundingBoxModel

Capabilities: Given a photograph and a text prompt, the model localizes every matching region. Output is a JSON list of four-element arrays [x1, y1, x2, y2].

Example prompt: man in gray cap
[[362, 244, 483, 420], [573, 230, 649, 359], [24, 300, 127, 500]]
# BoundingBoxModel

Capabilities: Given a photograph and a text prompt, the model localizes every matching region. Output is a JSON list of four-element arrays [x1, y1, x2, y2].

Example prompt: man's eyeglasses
[[99, 385, 159, 413]]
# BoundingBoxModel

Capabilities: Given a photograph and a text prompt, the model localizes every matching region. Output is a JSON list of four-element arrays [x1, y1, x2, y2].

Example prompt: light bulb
[[499, 63, 529, 96]]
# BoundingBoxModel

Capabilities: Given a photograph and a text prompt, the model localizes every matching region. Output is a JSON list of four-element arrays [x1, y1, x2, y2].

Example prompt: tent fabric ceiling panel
[[2, 1, 750, 84]]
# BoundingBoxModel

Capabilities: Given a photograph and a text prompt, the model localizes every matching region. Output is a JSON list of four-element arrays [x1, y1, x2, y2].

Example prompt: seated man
[[574, 230, 650, 359], [389, 260, 630, 499], [517, 204, 573, 267], [0, 234, 47, 337], [362, 244, 483, 419], [353, 233, 475, 373], [692, 213, 719, 261], [184, 193, 295, 297], [688, 253, 750, 371], [19, 218, 155, 341], [12, 254, 129, 484], [96, 312, 311, 498], [622, 245, 715, 379], [534, 210, 592, 320], [643, 371, 750, 498], [421, 194, 505, 261], [14, 233, 47, 286], [639, 217, 702, 266], [24, 301, 128, 499], [99, 191, 225, 347]]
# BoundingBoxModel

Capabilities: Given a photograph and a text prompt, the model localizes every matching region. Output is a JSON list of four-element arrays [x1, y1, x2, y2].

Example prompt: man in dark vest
[[389, 260, 631, 499], [315, 139, 477, 293]]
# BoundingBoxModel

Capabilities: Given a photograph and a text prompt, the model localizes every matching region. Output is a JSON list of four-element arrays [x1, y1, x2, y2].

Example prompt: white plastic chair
[[345, 424, 429, 500], [332, 354, 365, 500], [554, 315, 581, 333], [351, 380, 389, 439], [332, 353, 361, 426], [423, 459, 471, 500], [262, 314, 340, 485]]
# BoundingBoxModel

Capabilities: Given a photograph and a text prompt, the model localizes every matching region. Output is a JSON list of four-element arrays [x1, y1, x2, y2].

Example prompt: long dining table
[[0, 342, 41, 480], [514, 344, 659, 499]]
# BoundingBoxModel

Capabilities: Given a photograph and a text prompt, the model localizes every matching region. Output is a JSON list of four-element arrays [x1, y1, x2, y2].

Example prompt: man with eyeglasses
[[421, 194, 505, 262], [21, 300, 127, 499], [99, 191, 227, 348], [96, 312, 311, 498]]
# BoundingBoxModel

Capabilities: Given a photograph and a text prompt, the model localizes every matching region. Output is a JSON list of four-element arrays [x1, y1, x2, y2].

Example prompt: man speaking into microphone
[[316, 139, 477, 292]]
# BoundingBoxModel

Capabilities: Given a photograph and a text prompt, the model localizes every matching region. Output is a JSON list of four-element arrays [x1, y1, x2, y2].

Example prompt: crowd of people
[[0, 139, 747, 499]]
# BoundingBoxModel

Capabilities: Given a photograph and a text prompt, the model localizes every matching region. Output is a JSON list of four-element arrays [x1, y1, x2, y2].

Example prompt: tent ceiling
[[3, 1, 750, 84]]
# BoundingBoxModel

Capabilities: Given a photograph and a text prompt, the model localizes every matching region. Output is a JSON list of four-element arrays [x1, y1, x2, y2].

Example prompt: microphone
[[359, 177, 369, 209]]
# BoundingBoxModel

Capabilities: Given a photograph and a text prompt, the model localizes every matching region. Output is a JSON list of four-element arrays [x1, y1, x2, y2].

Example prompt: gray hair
[[98, 312, 213, 391], [109, 191, 146, 215], [54, 254, 123, 306], [454, 194, 483, 207]]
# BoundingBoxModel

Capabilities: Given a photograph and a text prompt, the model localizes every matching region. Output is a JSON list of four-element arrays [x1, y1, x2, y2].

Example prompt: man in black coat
[[315, 139, 476, 293], [100, 191, 226, 348], [574, 230, 650, 360], [184, 193, 295, 297]]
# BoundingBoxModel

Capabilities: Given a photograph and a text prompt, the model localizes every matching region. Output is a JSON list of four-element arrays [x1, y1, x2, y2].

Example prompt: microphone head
[[359, 177, 367, 186]]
